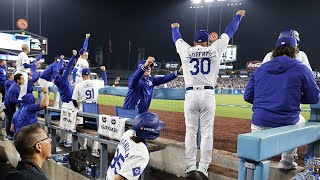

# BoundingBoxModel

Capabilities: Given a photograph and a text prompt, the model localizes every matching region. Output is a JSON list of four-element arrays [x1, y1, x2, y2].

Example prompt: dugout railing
[[41, 107, 165, 180], [237, 102, 320, 180]]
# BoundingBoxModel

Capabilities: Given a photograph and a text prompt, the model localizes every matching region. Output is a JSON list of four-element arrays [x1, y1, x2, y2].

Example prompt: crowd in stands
[[158, 76, 249, 89]]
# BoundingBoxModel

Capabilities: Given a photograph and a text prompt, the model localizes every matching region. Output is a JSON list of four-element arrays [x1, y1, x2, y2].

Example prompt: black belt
[[186, 86, 214, 91]]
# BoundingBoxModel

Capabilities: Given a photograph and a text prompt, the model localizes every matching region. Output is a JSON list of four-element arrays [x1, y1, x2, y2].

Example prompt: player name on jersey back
[[188, 47, 217, 59]]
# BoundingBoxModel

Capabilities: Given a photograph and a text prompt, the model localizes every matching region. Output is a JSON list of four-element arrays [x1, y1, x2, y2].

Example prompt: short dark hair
[[14, 73, 23, 82], [271, 46, 299, 59], [14, 123, 43, 159]]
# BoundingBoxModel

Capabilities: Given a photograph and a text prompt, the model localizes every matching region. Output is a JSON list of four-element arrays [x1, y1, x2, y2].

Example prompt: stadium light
[[205, 0, 214, 3], [191, 0, 201, 4]]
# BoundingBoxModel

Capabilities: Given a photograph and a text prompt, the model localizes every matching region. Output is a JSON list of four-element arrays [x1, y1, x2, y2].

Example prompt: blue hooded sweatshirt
[[244, 56, 320, 127]]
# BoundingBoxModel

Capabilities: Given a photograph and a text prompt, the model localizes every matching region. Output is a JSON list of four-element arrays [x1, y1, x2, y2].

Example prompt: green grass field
[[38, 93, 310, 120]]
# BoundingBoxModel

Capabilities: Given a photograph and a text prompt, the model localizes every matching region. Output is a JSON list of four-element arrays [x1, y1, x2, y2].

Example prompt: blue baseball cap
[[79, 48, 89, 55], [194, 30, 210, 43], [138, 60, 154, 68], [276, 36, 297, 48], [82, 68, 91, 75]]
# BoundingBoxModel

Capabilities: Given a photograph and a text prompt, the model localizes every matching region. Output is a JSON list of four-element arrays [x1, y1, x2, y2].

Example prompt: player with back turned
[[171, 10, 246, 179]]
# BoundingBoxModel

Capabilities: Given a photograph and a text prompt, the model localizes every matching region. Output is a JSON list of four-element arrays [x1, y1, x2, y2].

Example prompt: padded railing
[[237, 102, 320, 180]]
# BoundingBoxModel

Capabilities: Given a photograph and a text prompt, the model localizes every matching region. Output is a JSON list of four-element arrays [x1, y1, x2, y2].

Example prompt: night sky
[[0, 0, 319, 70]]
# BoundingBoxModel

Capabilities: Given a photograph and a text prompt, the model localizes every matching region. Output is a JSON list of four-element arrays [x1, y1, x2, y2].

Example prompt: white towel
[[98, 115, 127, 140], [59, 108, 78, 132]]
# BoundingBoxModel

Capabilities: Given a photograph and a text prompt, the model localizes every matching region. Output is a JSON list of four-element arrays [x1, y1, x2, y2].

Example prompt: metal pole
[[108, 32, 111, 70], [195, 8, 198, 34], [26, 0, 28, 31], [206, 6, 210, 31], [39, 0, 42, 35], [12, 0, 15, 30], [231, 5, 235, 45], [219, 6, 222, 35]]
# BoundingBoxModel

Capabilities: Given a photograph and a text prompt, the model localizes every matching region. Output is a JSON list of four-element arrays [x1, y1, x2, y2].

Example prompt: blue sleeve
[[11, 88, 21, 104], [63, 55, 76, 79], [128, 65, 145, 88], [301, 67, 320, 104], [72, 68, 78, 82], [27, 104, 41, 113], [34, 52, 43, 62], [172, 28, 182, 43], [101, 70, 107, 85], [244, 74, 254, 104], [152, 71, 178, 86], [72, 99, 78, 108], [23, 63, 36, 69], [224, 14, 242, 39], [83, 37, 89, 50]]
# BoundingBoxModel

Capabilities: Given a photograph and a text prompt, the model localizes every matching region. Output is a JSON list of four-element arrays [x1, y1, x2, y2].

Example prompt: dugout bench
[[237, 102, 320, 180], [41, 107, 165, 180]]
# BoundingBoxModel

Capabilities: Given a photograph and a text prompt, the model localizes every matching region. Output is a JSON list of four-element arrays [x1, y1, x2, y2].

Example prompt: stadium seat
[[114, 106, 138, 119]]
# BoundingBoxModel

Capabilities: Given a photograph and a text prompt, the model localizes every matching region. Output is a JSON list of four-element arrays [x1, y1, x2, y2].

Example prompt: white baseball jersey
[[75, 57, 89, 77], [176, 33, 230, 170], [262, 51, 312, 70], [106, 130, 149, 180], [72, 79, 104, 103], [16, 52, 30, 73], [175, 33, 230, 87]]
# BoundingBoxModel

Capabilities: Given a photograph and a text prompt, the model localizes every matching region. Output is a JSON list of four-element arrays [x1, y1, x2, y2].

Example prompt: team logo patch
[[111, 119, 116, 125], [132, 167, 141, 176]]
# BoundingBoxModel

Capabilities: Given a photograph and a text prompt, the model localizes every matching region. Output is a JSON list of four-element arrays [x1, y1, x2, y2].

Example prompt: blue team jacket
[[54, 55, 76, 103], [0, 65, 7, 85], [4, 83, 21, 106], [5, 80, 14, 92], [244, 56, 320, 127], [40, 61, 61, 81], [123, 65, 177, 114]]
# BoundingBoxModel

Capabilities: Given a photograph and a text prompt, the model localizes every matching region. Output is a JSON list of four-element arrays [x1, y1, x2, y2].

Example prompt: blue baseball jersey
[[0, 65, 7, 85], [123, 64, 177, 114], [4, 83, 21, 106], [12, 103, 41, 135], [54, 55, 76, 103], [40, 61, 61, 82]]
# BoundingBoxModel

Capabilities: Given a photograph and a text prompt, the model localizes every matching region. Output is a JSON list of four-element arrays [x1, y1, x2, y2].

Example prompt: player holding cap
[[106, 112, 165, 180], [262, 29, 312, 70], [123, 56, 181, 114], [171, 10, 246, 178], [72, 34, 90, 84]]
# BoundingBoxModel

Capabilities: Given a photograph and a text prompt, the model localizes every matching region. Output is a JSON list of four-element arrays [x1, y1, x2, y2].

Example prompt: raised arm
[[129, 57, 155, 87], [171, 23, 182, 43], [62, 50, 77, 79], [100, 66, 107, 85], [82, 34, 90, 51], [224, 10, 246, 39]]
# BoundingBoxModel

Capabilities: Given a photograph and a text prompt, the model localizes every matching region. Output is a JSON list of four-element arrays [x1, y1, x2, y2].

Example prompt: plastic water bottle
[[90, 161, 97, 179]]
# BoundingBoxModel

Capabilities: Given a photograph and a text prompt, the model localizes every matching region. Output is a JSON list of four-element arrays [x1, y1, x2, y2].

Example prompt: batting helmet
[[279, 29, 300, 45], [132, 112, 165, 140]]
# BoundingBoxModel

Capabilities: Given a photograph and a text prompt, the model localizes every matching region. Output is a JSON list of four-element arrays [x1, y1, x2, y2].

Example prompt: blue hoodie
[[244, 56, 320, 127]]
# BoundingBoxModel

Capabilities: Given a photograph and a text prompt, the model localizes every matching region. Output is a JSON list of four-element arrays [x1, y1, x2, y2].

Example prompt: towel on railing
[[60, 108, 79, 132], [98, 115, 127, 140]]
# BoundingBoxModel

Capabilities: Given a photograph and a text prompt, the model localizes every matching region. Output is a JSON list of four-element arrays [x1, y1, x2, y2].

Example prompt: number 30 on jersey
[[189, 58, 211, 75]]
